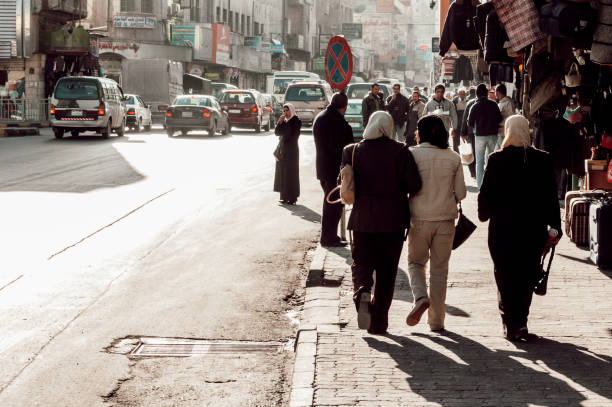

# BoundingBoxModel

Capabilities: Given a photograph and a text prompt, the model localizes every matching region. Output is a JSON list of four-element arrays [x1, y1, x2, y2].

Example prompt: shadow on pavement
[[364, 331, 591, 406], [281, 203, 320, 224], [557, 253, 612, 278]]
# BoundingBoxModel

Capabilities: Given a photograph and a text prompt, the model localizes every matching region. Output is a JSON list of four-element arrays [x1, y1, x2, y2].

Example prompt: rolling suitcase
[[564, 190, 612, 236], [589, 199, 612, 268], [568, 198, 591, 245]]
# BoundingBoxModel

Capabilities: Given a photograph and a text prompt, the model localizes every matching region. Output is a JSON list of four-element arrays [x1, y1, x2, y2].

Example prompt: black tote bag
[[452, 203, 477, 250]]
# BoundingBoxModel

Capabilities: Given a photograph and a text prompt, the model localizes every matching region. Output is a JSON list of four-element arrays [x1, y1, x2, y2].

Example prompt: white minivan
[[50, 76, 127, 139]]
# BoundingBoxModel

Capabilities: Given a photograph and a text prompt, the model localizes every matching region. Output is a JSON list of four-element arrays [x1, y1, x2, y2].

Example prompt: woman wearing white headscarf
[[478, 115, 561, 342], [342, 111, 422, 334], [273, 103, 302, 204]]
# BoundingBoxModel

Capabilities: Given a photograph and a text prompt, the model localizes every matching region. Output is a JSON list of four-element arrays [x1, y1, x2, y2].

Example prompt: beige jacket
[[498, 96, 515, 137], [409, 143, 467, 221]]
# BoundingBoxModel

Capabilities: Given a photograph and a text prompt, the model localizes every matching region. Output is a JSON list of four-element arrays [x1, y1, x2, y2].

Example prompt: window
[[192, 0, 201, 23], [173, 96, 211, 106], [260, 24, 264, 35], [120, 0, 136, 12], [125, 95, 136, 105], [346, 102, 362, 115], [235, 13, 239, 32], [141, 0, 153, 13], [241, 15, 245, 34], [219, 92, 255, 104], [254, 22, 259, 36], [285, 86, 325, 102], [247, 16, 251, 36], [216, 7, 220, 22], [229, 11, 233, 30], [223, 8, 227, 23]]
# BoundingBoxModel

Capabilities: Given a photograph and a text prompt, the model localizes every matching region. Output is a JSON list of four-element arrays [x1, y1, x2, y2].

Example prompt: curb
[[289, 244, 344, 407], [0, 122, 50, 128], [0, 127, 40, 137]]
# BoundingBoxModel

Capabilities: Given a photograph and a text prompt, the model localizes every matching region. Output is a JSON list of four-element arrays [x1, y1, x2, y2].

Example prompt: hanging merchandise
[[493, 0, 546, 52], [475, 2, 496, 49], [539, 1, 598, 49], [484, 11, 515, 64], [602, 131, 612, 150], [453, 55, 474, 83], [441, 56, 457, 82], [592, 0, 612, 65], [565, 61, 582, 87], [439, 1, 480, 56]]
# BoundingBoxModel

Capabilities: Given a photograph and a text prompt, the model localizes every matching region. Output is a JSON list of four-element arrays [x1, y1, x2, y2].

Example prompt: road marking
[[0, 274, 24, 293]]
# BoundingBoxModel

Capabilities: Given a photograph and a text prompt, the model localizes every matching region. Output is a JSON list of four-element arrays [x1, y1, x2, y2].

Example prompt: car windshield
[[285, 86, 324, 102], [273, 79, 294, 95], [219, 92, 255, 104], [346, 103, 362, 115], [54, 79, 100, 100], [173, 96, 211, 106], [212, 84, 226, 98], [347, 85, 389, 99], [125, 96, 136, 104]]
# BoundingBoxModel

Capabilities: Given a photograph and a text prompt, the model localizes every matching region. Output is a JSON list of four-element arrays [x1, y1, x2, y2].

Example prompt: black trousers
[[493, 261, 539, 333], [352, 231, 405, 332], [320, 179, 343, 243]]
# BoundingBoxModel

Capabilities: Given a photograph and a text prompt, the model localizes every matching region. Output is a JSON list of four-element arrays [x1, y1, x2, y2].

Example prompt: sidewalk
[[290, 176, 612, 407]]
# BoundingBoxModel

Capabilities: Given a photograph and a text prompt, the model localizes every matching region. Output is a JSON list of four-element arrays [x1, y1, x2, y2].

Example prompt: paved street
[[293, 174, 612, 407], [0, 126, 322, 406]]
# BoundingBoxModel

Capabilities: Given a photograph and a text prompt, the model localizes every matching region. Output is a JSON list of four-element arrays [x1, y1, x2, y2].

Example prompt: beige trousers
[[408, 219, 455, 329]]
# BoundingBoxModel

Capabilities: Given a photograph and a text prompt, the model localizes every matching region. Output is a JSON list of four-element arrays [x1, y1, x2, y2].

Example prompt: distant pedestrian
[[460, 96, 477, 178], [345, 111, 422, 335], [478, 115, 561, 342], [406, 115, 466, 332], [495, 84, 515, 150], [386, 83, 411, 142], [452, 88, 468, 154], [423, 84, 458, 139], [406, 91, 426, 146], [274, 103, 302, 204], [467, 83, 503, 188], [313, 92, 354, 247], [362, 83, 385, 128]]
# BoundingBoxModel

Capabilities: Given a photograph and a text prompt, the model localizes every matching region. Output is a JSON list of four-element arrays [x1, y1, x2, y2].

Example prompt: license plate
[[349, 122, 361, 128], [71, 110, 83, 116], [182, 111, 193, 118], [229, 109, 241, 114]]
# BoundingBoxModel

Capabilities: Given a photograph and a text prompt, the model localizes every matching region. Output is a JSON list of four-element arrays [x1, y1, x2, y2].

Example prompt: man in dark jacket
[[362, 83, 384, 128], [386, 83, 411, 142], [342, 110, 422, 334], [467, 83, 503, 188], [460, 96, 477, 178], [313, 92, 354, 247]]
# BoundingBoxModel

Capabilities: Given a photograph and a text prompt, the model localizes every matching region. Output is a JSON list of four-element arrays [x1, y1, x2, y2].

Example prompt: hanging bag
[[534, 246, 556, 296], [452, 203, 477, 250], [326, 142, 359, 205], [565, 61, 582, 88], [459, 139, 475, 165]]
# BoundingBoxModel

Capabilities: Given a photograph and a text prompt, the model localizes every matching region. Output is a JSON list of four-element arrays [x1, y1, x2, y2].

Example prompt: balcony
[[34, 0, 88, 20]]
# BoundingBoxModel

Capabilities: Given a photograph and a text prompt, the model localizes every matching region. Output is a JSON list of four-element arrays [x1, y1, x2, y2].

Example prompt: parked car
[[346, 83, 395, 101], [165, 94, 230, 137], [262, 93, 281, 124], [345, 98, 365, 139], [50, 76, 127, 139], [218, 89, 271, 132], [211, 82, 238, 99], [124, 94, 152, 132], [283, 81, 333, 127]]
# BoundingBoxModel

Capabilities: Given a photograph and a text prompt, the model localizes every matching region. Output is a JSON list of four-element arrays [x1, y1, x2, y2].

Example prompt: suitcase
[[569, 198, 591, 245], [589, 199, 612, 268], [564, 190, 612, 235]]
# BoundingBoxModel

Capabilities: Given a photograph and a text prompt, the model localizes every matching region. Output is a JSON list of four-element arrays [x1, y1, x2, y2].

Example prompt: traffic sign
[[324, 36, 353, 91]]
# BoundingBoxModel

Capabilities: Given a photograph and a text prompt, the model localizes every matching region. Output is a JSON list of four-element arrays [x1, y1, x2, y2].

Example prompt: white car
[[125, 94, 152, 132]]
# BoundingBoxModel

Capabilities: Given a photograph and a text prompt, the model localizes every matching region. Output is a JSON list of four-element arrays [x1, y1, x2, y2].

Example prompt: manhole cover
[[130, 339, 283, 357]]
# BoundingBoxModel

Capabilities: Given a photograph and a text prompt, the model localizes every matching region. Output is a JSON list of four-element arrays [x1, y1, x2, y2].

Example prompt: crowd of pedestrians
[[273, 81, 561, 342]]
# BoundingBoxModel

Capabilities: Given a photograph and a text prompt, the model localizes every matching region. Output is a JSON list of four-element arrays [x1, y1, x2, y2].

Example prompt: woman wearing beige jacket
[[406, 115, 467, 331]]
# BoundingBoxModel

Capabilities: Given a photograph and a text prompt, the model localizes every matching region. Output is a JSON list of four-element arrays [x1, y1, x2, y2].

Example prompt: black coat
[[467, 97, 503, 136], [478, 146, 561, 266], [385, 93, 410, 126], [273, 116, 301, 201], [439, 1, 480, 56], [313, 106, 354, 182], [342, 137, 422, 233], [362, 93, 385, 127]]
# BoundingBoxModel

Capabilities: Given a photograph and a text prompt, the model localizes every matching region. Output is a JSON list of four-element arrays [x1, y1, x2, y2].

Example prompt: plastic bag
[[459, 141, 474, 165]]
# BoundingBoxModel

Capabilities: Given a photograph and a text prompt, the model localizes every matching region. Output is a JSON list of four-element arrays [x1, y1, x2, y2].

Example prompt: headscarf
[[502, 114, 531, 149], [363, 111, 393, 140], [283, 103, 296, 122]]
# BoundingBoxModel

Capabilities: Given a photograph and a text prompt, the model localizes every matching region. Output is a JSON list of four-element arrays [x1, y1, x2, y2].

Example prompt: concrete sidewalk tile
[[289, 387, 314, 407]]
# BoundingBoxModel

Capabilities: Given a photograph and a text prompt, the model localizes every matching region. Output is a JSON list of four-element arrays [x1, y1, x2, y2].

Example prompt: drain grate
[[130, 339, 283, 357]]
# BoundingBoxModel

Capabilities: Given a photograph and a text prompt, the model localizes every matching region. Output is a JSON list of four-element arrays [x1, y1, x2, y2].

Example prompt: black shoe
[[321, 240, 347, 247]]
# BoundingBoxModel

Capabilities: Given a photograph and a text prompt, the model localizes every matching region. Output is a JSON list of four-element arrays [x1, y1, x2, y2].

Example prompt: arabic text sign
[[113, 16, 156, 29]]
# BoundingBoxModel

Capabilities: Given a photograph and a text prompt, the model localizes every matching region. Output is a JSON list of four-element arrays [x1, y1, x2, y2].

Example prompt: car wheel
[[181, 129, 188, 136], [53, 128, 64, 139], [209, 120, 217, 136], [116, 118, 126, 137], [71, 130, 79, 137], [167, 127, 174, 137], [144, 121, 152, 132], [101, 119, 112, 138], [221, 120, 230, 135], [254, 120, 261, 133]]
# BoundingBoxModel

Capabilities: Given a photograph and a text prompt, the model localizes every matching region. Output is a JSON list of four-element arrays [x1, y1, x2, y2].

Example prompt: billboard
[[171, 25, 196, 47], [342, 23, 363, 40], [212, 24, 230, 65]]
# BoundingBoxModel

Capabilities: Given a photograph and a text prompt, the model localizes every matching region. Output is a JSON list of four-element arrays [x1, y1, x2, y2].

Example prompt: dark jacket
[[385, 93, 410, 126], [439, 1, 480, 56], [475, 1, 495, 49], [460, 97, 477, 137], [273, 116, 301, 201], [478, 146, 561, 265], [484, 10, 514, 64], [313, 106, 354, 181], [362, 93, 385, 127], [341, 138, 422, 233], [453, 55, 474, 83], [467, 96, 503, 136]]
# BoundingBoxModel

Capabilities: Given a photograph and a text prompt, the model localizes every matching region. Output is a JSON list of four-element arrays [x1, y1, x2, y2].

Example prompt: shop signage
[[376, 0, 394, 13], [325, 35, 353, 91], [260, 41, 271, 53], [212, 24, 230, 65], [113, 16, 156, 29], [205, 72, 221, 80], [171, 25, 196, 47], [40, 26, 90, 54], [270, 43, 285, 54], [244, 36, 262, 48], [431, 37, 440, 53], [99, 42, 141, 53], [342, 23, 363, 40]]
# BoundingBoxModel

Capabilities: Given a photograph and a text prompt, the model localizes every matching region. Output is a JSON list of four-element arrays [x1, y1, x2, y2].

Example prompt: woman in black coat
[[274, 103, 301, 204], [478, 115, 561, 342]]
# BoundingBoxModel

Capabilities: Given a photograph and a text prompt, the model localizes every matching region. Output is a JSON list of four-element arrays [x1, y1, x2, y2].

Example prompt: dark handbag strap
[[541, 245, 556, 277]]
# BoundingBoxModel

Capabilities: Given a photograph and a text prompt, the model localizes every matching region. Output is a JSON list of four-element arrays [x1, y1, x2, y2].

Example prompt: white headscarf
[[283, 103, 296, 122], [502, 114, 531, 148], [363, 111, 393, 140]]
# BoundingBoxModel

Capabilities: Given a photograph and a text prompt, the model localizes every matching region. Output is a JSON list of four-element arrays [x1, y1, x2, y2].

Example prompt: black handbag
[[534, 245, 556, 296], [452, 203, 477, 250]]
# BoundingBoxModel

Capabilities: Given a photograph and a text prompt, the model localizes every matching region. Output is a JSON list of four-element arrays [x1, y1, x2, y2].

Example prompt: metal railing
[[0, 98, 49, 122]]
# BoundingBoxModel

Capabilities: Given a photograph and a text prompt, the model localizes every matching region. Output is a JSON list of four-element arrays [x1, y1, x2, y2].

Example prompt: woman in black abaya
[[274, 103, 301, 204]]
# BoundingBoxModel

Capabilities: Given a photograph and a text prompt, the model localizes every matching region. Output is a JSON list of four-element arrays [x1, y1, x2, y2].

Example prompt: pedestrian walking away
[[467, 83, 503, 188], [386, 83, 411, 142], [362, 83, 385, 128], [423, 84, 458, 140], [406, 91, 426, 147], [406, 115, 467, 332], [453, 88, 468, 154], [344, 111, 422, 334], [273, 103, 301, 205], [495, 83, 515, 151], [478, 115, 562, 342], [460, 95, 477, 178], [313, 92, 354, 247]]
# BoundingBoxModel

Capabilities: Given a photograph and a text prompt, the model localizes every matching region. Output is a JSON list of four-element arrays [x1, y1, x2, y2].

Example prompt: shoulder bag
[[452, 203, 477, 250], [327, 143, 359, 205]]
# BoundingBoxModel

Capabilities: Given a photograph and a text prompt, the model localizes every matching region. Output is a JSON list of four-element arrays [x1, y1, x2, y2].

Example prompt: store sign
[[342, 23, 363, 39], [260, 41, 271, 53], [431, 37, 440, 53], [212, 24, 230, 65], [40, 26, 90, 54], [270, 43, 285, 53], [244, 36, 262, 48], [171, 25, 196, 46], [376, 0, 394, 13], [113, 16, 156, 29], [205, 73, 221, 80]]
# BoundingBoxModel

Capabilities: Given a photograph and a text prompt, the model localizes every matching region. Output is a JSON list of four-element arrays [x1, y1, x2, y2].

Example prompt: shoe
[[406, 297, 430, 326], [321, 240, 347, 247], [429, 326, 445, 332], [357, 292, 371, 330], [367, 328, 387, 335]]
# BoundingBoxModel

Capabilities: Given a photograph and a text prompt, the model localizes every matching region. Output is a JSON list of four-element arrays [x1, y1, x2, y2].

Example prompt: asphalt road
[[0, 125, 322, 406]]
